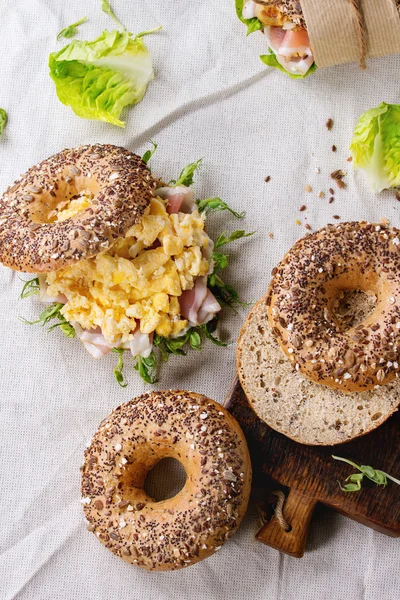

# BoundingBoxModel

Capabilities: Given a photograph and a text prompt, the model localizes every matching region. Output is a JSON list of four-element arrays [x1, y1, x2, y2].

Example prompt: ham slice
[[179, 276, 221, 326], [179, 276, 208, 325], [264, 26, 314, 76], [155, 185, 195, 214], [197, 289, 221, 325], [129, 329, 153, 358], [76, 326, 113, 359], [82, 341, 112, 360]]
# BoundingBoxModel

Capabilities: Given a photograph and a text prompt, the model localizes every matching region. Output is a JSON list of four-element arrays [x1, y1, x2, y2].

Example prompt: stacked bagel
[[237, 222, 400, 445]]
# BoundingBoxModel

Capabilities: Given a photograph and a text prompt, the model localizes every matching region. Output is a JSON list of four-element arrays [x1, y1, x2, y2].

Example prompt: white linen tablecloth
[[0, 1, 399, 599]]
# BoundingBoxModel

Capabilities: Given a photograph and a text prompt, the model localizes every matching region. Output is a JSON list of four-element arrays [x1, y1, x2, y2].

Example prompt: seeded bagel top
[[0, 144, 157, 273]]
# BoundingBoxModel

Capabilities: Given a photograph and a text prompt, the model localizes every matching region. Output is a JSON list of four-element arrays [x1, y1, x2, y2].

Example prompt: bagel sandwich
[[0, 144, 252, 385]]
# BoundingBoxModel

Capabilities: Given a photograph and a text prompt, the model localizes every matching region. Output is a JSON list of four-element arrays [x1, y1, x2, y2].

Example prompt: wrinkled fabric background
[[0, 1, 399, 599]]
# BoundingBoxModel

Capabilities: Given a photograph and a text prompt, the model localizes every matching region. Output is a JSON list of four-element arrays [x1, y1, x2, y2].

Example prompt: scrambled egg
[[45, 197, 211, 344]]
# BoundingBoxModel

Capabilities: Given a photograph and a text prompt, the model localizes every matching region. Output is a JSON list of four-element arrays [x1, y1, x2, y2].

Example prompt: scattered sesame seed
[[304, 184, 312, 193], [332, 145, 337, 152], [326, 118, 334, 130], [299, 205, 307, 212], [264, 176, 271, 182]]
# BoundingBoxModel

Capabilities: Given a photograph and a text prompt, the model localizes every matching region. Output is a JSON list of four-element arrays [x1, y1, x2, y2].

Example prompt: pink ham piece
[[265, 26, 314, 76], [129, 329, 153, 358], [179, 276, 208, 325], [77, 327, 113, 359], [197, 289, 221, 325], [179, 276, 221, 326], [81, 341, 112, 360], [155, 185, 195, 214]]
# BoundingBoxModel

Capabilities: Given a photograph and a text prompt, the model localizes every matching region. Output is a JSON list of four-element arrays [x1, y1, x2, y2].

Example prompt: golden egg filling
[[45, 195, 212, 345]]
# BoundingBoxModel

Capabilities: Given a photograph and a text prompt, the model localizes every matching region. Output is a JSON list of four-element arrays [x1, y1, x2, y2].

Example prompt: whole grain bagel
[[0, 144, 157, 273], [81, 390, 252, 571], [237, 295, 400, 446], [268, 222, 400, 393]]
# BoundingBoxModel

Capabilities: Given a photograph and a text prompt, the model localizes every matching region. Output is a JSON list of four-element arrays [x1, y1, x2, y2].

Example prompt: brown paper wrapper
[[301, 0, 400, 68]]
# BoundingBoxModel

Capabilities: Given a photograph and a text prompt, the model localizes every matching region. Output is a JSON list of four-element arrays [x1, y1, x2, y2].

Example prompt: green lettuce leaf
[[260, 51, 317, 79], [235, 0, 263, 35], [49, 28, 161, 127], [350, 102, 400, 193]]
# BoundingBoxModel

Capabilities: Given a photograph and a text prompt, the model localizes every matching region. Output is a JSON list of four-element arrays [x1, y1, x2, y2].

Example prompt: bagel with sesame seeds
[[268, 221, 400, 393], [237, 221, 400, 446], [81, 390, 251, 571], [0, 144, 156, 273]]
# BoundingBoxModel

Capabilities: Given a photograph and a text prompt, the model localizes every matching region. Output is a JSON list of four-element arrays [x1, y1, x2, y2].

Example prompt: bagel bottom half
[[237, 297, 400, 446]]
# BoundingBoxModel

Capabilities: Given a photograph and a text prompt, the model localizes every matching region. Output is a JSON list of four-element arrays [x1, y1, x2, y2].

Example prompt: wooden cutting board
[[224, 377, 400, 558]]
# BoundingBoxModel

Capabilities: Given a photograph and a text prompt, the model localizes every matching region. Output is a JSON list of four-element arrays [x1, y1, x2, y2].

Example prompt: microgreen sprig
[[20, 303, 75, 338], [170, 158, 203, 188], [214, 230, 255, 249], [142, 140, 158, 166], [112, 348, 128, 388], [57, 16, 87, 41], [153, 319, 227, 365], [19, 277, 40, 299], [196, 197, 245, 219], [134, 351, 158, 384], [332, 455, 400, 492]]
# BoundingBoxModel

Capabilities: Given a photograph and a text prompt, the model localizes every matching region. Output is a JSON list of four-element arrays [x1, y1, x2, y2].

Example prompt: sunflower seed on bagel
[[0, 144, 157, 273]]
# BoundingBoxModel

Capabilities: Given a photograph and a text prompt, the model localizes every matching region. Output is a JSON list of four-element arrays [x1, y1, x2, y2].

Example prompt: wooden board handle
[[256, 489, 317, 558]]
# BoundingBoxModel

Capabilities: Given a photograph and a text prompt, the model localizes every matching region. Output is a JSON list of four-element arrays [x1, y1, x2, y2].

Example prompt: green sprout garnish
[[214, 230, 255, 249], [19, 277, 40, 299], [134, 351, 158, 384], [57, 16, 87, 41], [142, 140, 158, 166], [332, 455, 400, 492], [170, 158, 203, 187], [20, 303, 75, 338], [196, 197, 245, 219], [153, 319, 227, 366], [112, 348, 128, 388]]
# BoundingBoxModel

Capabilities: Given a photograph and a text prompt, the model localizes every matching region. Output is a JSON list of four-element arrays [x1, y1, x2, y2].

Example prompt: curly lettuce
[[350, 102, 400, 193], [49, 28, 160, 127]]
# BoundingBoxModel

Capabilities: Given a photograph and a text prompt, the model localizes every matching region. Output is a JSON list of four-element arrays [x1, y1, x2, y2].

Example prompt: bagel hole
[[144, 458, 187, 502], [331, 290, 377, 330], [30, 186, 95, 224]]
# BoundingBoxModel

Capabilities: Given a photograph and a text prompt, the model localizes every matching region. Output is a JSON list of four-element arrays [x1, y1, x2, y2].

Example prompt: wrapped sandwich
[[237, 0, 400, 77]]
